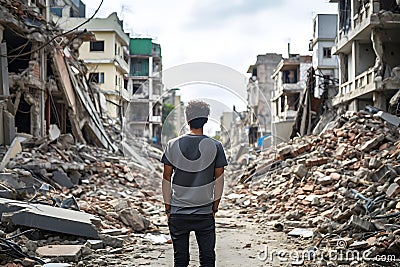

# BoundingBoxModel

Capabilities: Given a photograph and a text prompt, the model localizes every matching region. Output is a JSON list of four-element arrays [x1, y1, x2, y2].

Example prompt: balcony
[[333, 68, 376, 105], [114, 55, 129, 74]]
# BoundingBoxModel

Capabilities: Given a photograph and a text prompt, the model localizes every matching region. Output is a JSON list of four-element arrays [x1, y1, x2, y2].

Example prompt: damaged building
[[330, 0, 400, 112], [271, 55, 312, 145], [57, 12, 131, 120], [246, 54, 283, 146], [0, 0, 116, 150], [126, 38, 163, 142]]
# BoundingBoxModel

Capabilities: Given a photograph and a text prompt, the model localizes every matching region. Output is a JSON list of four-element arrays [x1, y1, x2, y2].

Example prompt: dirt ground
[[138, 209, 292, 267]]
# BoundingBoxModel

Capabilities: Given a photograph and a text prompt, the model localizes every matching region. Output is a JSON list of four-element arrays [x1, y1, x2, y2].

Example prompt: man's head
[[185, 100, 210, 129]]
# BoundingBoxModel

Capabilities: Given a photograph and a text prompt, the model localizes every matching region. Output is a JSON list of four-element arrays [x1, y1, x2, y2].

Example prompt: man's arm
[[162, 164, 173, 218], [213, 167, 225, 214]]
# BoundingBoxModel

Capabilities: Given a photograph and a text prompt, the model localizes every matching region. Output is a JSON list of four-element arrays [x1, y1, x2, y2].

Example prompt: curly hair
[[185, 100, 210, 129]]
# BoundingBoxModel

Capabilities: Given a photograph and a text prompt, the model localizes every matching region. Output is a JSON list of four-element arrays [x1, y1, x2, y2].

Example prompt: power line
[[0, 0, 104, 59]]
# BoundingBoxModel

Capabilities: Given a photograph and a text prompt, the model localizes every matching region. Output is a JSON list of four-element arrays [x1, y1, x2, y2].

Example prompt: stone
[[386, 183, 400, 198], [292, 164, 308, 179], [118, 208, 150, 231], [317, 176, 333, 186], [21, 258, 35, 267], [86, 240, 104, 250], [100, 234, 123, 248]]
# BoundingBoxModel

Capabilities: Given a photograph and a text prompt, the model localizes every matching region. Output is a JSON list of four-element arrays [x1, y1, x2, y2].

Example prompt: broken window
[[130, 58, 149, 76], [287, 93, 300, 110], [283, 69, 298, 84], [88, 72, 104, 84], [252, 67, 257, 77], [339, 0, 351, 33], [323, 48, 332, 58], [90, 41, 104, 52]]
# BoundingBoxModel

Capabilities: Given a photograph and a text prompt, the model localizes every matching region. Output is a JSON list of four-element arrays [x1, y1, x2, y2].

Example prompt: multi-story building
[[330, 0, 400, 112], [126, 38, 163, 142], [311, 14, 339, 97], [58, 12, 130, 119], [246, 53, 282, 144], [271, 55, 312, 145], [50, 0, 85, 18]]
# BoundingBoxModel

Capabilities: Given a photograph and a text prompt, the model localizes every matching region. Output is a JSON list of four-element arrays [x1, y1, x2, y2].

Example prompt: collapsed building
[[330, 0, 400, 112], [0, 0, 116, 150]]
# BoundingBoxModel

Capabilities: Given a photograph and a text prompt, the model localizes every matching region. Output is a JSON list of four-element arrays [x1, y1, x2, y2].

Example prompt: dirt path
[[137, 209, 290, 267]]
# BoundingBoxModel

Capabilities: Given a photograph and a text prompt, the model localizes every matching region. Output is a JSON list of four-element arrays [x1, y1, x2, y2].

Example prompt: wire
[[0, 0, 104, 59]]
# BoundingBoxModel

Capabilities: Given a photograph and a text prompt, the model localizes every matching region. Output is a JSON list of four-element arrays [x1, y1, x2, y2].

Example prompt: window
[[90, 41, 104, 52], [115, 44, 117, 55], [323, 47, 332, 58], [88, 72, 104, 83]]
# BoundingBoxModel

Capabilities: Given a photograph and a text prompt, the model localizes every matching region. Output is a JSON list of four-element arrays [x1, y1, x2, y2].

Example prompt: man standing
[[161, 100, 228, 267]]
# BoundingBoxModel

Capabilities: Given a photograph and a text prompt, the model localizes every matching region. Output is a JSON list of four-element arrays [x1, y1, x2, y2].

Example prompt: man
[[161, 100, 228, 267]]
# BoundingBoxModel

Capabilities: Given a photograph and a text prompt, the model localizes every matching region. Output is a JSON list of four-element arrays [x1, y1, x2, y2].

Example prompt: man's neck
[[189, 128, 204, 135]]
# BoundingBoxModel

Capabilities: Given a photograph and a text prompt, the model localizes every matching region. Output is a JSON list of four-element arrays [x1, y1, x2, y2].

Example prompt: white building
[[271, 55, 312, 145], [311, 14, 339, 98]]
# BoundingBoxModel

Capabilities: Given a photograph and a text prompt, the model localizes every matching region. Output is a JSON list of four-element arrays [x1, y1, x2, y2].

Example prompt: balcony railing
[[334, 68, 375, 105]]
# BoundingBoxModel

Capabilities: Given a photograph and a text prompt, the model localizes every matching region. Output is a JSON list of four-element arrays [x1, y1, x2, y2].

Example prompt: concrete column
[[348, 99, 359, 111], [0, 24, 4, 42], [373, 91, 387, 111], [351, 41, 357, 82]]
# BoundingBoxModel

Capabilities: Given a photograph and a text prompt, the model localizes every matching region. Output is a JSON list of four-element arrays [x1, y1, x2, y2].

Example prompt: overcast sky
[[84, 0, 336, 73], [82, 0, 337, 136]]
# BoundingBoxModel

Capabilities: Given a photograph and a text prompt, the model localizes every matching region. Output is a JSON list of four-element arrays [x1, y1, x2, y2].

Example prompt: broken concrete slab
[[52, 170, 74, 188], [358, 134, 385, 152], [374, 111, 400, 127], [0, 138, 21, 171], [349, 215, 375, 231], [3, 110, 15, 145], [287, 228, 314, 238], [386, 183, 400, 198], [48, 124, 61, 142], [86, 240, 104, 250], [36, 245, 84, 262], [0, 197, 100, 238]]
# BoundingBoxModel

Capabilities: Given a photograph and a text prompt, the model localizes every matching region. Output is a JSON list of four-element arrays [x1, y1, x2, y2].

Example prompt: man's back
[[162, 134, 227, 214]]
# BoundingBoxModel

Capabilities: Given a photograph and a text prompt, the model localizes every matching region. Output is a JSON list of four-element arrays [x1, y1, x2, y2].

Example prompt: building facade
[[50, 0, 86, 18], [58, 13, 130, 119], [126, 38, 163, 142], [330, 0, 400, 112], [246, 53, 282, 144], [271, 55, 312, 145], [311, 14, 339, 98]]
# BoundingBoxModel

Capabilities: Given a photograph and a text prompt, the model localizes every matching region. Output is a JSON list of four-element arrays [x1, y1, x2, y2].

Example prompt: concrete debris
[[0, 197, 100, 238], [0, 138, 21, 171], [230, 111, 400, 265], [36, 245, 84, 262]]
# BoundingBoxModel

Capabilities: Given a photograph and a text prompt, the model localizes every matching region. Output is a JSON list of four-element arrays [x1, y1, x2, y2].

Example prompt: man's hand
[[162, 164, 173, 220]]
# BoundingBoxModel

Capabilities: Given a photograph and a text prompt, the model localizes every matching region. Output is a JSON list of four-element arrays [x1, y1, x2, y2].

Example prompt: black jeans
[[168, 214, 215, 267]]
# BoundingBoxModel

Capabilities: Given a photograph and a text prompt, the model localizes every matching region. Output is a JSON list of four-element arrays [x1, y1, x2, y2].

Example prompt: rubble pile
[[229, 110, 400, 265], [0, 134, 166, 266]]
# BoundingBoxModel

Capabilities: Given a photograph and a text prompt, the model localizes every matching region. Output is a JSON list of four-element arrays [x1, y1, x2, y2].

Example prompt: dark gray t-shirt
[[161, 134, 228, 214]]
